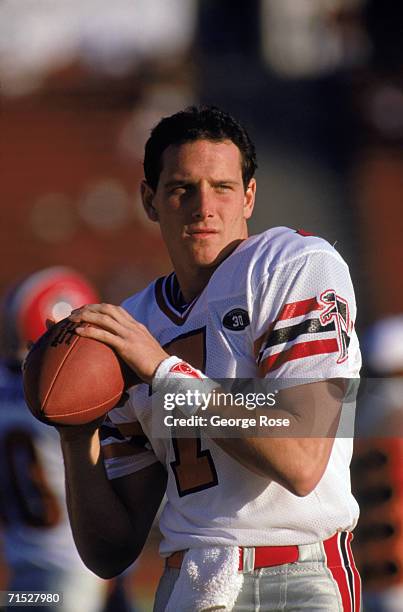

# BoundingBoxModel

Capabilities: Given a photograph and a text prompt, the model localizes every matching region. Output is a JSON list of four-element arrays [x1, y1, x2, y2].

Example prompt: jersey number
[[171, 437, 218, 497], [164, 328, 219, 497]]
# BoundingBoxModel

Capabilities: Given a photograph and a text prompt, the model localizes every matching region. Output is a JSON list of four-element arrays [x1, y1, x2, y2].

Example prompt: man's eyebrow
[[211, 179, 239, 185], [164, 178, 240, 187], [163, 179, 192, 188]]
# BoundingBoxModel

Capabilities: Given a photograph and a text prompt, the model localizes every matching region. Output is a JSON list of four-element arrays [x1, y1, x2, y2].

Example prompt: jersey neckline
[[154, 237, 251, 325], [155, 273, 199, 325]]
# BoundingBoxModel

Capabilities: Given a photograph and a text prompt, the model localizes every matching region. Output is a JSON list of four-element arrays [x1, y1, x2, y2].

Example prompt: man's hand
[[69, 303, 169, 384]]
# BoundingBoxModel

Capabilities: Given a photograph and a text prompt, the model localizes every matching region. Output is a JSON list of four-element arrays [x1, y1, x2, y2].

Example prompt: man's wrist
[[152, 355, 187, 383], [152, 355, 215, 417], [57, 419, 101, 443]]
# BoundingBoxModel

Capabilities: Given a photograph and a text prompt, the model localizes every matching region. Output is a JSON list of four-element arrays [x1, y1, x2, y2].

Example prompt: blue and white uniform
[[0, 363, 105, 612]]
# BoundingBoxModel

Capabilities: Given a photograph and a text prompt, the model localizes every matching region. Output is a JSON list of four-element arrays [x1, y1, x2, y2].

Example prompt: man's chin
[[191, 255, 221, 269], [187, 239, 244, 270]]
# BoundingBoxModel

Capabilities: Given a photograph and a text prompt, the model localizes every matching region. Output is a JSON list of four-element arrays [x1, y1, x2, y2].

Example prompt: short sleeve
[[253, 249, 361, 380], [100, 398, 159, 480]]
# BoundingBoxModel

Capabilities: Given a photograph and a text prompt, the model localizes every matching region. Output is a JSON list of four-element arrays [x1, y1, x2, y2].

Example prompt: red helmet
[[2, 267, 99, 363]]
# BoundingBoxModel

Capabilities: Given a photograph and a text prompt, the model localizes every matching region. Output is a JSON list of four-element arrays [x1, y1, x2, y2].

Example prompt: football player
[[61, 106, 362, 611], [0, 268, 107, 612]]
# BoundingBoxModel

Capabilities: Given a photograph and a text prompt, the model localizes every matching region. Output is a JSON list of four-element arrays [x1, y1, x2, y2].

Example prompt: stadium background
[[1, 1, 402, 610]]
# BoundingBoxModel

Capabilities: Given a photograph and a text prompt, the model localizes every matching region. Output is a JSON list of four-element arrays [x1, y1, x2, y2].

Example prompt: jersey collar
[[155, 272, 199, 325]]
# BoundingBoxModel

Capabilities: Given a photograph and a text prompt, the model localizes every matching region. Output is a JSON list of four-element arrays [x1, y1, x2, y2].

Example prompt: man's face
[[142, 139, 256, 271]]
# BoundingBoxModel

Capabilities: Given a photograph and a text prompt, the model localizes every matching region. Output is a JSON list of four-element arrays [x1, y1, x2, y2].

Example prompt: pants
[[153, 533, 361, 611]]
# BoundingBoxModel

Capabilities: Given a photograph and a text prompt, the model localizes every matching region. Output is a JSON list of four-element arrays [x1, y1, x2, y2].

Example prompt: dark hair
[[143, 106, 257, 191]]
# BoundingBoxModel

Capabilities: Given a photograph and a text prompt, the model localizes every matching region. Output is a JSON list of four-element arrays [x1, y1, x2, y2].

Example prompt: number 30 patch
[[222, 308, 250, 331]]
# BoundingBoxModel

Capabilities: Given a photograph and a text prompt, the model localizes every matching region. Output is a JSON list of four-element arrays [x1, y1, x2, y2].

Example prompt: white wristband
[[152, 356, 216, 417]]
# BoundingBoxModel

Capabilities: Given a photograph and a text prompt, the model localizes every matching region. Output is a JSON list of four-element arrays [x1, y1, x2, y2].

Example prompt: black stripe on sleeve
[[263, 318, 336, 350]]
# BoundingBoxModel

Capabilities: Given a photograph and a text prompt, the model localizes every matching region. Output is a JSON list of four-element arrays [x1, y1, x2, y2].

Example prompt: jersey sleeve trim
[[103, 453, 159, 480], [102, 441, 151, 459], [257, 290, 353, 373], [100, 417, 158, 479], [256, 296, 330, 361], [260, 338, 340, 374], [253, 246, 357, 376], [274, 296, 321, 321]]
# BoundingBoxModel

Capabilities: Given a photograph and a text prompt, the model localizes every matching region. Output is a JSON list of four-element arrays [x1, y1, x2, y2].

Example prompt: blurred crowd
[[1, 1, 403, 611]]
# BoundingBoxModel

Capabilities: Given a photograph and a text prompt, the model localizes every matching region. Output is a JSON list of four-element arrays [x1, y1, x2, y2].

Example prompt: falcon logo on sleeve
[[257, 290, 352, 373], [319, 289, 351, 364]]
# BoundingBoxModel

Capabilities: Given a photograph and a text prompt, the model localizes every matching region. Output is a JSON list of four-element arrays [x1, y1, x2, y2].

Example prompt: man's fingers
[[74, 323, 124, 352], [70, 303, 101, 317], [116, 305, 135, 322], [70, 303, 132, 326], [72, 310, 126, 338]]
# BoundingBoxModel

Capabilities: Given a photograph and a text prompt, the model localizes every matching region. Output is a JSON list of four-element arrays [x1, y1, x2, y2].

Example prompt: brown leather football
[[23, 317, 137, 425]]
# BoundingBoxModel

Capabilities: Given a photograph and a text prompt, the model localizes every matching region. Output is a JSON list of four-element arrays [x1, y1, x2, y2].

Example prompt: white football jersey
[[102, 227, 361, 555]]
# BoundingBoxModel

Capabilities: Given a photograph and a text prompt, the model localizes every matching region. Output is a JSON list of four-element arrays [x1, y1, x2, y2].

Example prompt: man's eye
[[216, 184, 232, 192], [170, 185, 187, 195]]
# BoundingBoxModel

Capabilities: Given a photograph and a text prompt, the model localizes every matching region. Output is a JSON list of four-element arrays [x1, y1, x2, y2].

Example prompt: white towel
[[165, 546, 243, 612]]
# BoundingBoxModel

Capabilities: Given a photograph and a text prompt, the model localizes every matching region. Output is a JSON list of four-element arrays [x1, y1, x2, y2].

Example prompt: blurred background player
[[0, 267, 135, 612], [352, 315, 403, 612]]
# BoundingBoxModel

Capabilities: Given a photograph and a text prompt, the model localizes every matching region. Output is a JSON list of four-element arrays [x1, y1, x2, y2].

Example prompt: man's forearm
[[211, 435, 333, 496], [60, 428, 140, 578], [209, 381, 340, 495]]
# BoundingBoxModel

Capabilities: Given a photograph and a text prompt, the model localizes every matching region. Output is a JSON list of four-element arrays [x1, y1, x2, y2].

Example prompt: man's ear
[[243, 178, 256, 220], [141, 181, 159, 222]]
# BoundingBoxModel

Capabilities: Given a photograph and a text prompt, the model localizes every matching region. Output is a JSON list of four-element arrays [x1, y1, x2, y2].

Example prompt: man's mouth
[[187, 228, 219, 237]]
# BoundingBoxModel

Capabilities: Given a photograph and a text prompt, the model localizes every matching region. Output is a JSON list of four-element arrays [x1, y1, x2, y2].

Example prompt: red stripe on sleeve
[[261, 338, 339, 373], [277, 297, 321, 321], [323, 533, 352, 612]]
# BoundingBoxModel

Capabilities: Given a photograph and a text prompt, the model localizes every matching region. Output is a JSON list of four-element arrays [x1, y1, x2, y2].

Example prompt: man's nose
[[191, 185, 215, 219]]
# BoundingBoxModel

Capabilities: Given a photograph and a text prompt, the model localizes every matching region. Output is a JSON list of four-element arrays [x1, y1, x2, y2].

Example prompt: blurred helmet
[[363, 314, 403, 375], [1, 267, 99, 364]]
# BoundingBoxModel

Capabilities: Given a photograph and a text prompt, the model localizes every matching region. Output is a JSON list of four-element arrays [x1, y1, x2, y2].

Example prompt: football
[[23, 317, 138, 425]]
